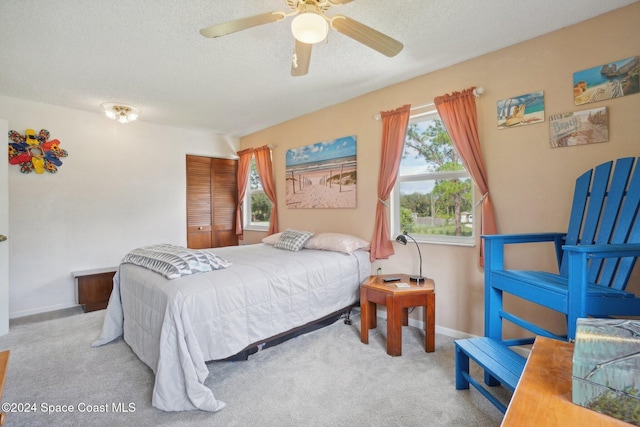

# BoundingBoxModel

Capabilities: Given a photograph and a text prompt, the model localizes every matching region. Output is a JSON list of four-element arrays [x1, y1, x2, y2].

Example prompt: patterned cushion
[[273, 229, 314, 252], [122, 244, 232, 279]]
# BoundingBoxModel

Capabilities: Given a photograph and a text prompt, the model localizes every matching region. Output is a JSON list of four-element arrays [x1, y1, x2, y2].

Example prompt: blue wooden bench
[[455, 337, 526, 414]]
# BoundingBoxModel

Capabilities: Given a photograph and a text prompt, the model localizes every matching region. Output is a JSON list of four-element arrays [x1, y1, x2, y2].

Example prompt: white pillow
[[304, 233, 370, 254], [262, 232, 282, 245]]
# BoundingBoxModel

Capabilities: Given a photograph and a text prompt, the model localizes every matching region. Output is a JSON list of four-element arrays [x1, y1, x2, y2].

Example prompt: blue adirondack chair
[[454, 157, 640, 414], [484, 157, 640, 344]]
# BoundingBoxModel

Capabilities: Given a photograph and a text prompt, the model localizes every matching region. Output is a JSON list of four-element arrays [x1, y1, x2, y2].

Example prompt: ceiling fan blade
[[328, 0, 355, 4], [291, 40, 312, 76], [199, 12, 286, 38], [330, 15, 403, 57]]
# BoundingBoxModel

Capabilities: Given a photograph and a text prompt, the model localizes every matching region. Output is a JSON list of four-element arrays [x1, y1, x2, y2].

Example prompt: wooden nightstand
[[360, 274, 435, 356], [73, 267, 117, 312]]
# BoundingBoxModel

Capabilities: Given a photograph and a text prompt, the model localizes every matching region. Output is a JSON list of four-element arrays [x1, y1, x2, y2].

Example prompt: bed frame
[[216, 303, 357, 362]]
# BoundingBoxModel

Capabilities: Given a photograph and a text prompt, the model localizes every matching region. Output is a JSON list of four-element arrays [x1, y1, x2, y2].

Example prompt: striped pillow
[[273, 229, 314, 252]]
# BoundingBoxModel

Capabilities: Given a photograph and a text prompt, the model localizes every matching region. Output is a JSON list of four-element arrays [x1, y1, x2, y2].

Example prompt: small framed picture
[[573, 56, 639, 106], [549, 107, 608, 148], [497, 91, 544, 129]]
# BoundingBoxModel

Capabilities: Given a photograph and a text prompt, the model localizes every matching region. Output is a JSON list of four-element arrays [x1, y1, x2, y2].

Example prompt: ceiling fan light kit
[[199, 0, 403, 76], [291, 13, 328, 44]]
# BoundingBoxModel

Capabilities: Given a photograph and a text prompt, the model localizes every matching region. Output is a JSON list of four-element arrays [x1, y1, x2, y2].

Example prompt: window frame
[[390, 110, 476, 246]]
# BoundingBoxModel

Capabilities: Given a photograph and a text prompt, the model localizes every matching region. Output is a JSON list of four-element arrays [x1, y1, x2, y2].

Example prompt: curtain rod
[[411, 102, 435, 111], [374, 87, 484, 121]]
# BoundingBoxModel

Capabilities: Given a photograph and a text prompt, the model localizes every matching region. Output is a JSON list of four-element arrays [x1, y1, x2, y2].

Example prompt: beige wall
[[240, 4, 640, 338]]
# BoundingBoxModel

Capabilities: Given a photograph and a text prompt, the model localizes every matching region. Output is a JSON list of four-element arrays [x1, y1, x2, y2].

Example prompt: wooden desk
[[502, 336, 630, 427], [360, 274, 435, 356]]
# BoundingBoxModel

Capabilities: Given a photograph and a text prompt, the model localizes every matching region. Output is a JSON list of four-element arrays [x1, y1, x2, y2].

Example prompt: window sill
[[243, 225, 269, 232], [403, 237, 476, 247]]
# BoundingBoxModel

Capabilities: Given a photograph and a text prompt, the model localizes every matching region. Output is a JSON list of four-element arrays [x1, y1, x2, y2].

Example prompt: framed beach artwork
[[497, 90, 545, 129], [285, 135, 357, 209], [549, 107, 609, 148], [573, 56, 639, 106]]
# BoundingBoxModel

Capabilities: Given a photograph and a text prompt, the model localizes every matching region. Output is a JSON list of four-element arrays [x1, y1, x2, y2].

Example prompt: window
[[244, 156, 272, 230], [391, 111, 474, 245]]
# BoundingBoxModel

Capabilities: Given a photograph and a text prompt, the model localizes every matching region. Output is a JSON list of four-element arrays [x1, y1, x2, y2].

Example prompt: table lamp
[[395, 232, 425, 283]]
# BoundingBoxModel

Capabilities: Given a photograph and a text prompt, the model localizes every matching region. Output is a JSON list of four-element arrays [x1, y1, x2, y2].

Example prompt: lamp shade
[[291, 13, 328, 44]]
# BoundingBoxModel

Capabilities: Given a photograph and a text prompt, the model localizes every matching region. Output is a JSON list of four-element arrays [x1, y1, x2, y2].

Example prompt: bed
[[92, 235, 371, 412]]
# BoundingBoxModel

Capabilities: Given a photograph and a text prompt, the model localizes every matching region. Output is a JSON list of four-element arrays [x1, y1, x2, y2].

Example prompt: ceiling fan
[[199, 0, 403, 76]]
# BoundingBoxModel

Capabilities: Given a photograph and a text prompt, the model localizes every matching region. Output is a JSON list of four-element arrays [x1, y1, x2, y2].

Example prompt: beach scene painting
[[549, 107, 608, 148], [497, 90, 545, 129], [573, 56, 639, 105], [285, 135, 357, 208]]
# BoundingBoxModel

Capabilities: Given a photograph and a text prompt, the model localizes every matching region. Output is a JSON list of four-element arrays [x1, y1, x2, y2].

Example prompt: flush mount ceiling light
[[101, 103, 140, 124], [291, 12, 328, 44]]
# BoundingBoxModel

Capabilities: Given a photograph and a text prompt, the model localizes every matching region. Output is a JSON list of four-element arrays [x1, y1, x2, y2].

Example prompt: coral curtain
[[370, 104, 411, 262], [235, 148, 254, 240], [254, 145, 279, 236], [434, 87, 497, 266]]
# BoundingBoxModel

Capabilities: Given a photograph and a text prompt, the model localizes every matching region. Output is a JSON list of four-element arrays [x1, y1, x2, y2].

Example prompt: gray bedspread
[[93, 243, 370, 412]]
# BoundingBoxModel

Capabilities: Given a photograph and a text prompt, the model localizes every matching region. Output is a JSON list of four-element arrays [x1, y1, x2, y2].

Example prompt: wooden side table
[[360, 274, 435, 356], [73, 267, 117, 312], [502, 336, 630, 426]]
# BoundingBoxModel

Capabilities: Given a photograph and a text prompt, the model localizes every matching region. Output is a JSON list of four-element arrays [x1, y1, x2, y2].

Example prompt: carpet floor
[[0, 309, 509, 426]]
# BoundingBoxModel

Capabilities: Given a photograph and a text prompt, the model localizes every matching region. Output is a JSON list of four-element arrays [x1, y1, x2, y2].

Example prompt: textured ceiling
[[0, 0, 637, 137]]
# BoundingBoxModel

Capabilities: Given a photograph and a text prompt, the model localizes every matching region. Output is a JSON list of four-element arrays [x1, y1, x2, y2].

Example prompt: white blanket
[[93, 244, 370, 412]]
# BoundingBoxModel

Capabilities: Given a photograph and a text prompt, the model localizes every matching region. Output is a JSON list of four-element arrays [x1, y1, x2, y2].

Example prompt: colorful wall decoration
[[285, 135, 357, 208], [573, 56, 639, 106], [497, 90, 545, 129], [549, 107, 609, 148], [8, 128, 68, 174]]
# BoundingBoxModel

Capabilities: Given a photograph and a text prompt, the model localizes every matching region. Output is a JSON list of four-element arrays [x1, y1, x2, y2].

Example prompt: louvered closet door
[[212, 158, 239, 247], [186, 155, 238, 249], [187, 156, 213, 249]]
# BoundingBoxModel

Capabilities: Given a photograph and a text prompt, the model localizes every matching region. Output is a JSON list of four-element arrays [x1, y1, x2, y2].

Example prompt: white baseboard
[[383, 311, 475, 339], [10, 302, 80, 319], [351, 306, 475, 339]]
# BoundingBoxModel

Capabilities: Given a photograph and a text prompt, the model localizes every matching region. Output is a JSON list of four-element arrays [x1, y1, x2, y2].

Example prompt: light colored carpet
[[0, 309, 508, 426]]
